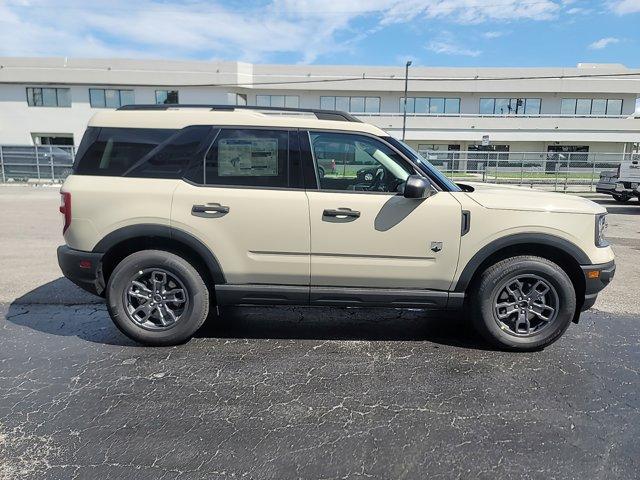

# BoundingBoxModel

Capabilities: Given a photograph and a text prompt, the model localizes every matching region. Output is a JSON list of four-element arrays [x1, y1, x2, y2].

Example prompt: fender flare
[[452, 233, 591, 292], [92, 224, 226, 284]]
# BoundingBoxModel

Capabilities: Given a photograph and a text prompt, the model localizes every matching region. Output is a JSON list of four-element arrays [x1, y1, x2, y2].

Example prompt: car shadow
[[6, 278, 493, 351]]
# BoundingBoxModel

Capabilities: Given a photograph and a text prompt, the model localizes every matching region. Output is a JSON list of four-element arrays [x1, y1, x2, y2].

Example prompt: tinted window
[[200, 129, 290, 188], [310, 132, 412, 193], [127, 126, 212, 178], [74, 128, 176, 176]]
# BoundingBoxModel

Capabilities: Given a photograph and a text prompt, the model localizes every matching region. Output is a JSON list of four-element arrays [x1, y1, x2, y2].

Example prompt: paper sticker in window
[[218, 138, 278, 176]]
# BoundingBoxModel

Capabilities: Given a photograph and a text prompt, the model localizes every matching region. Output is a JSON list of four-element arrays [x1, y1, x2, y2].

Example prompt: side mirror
[[403, 174, 435, 199]]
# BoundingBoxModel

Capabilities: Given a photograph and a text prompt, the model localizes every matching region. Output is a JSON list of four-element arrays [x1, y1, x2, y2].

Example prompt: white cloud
[[483, 31, 507, 39], [588, 37, 620, 49], [0, 0, 564, 63], [609, 0, 640, 14], [427, 39, 481, 57]]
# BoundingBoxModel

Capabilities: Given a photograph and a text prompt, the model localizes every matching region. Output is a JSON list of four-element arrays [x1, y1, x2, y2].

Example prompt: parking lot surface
[[0, 186, 638, 479]]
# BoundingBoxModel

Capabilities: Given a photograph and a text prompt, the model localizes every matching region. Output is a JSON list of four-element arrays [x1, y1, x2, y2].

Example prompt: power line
[[136, 71, 640, 88]]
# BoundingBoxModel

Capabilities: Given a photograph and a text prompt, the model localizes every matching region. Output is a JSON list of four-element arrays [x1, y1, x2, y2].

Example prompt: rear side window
[[74, 127, 176, 176], [193, 129, 290, 188], [126, 126, 212, 178]]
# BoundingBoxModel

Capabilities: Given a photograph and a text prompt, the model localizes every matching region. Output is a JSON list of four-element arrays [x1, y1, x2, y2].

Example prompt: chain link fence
[[0, 145, 635, 192], [421, 151, 637, 191]]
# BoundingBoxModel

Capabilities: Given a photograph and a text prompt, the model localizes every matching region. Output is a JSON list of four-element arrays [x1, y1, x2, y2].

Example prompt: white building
[[0, 57, 638, 160]]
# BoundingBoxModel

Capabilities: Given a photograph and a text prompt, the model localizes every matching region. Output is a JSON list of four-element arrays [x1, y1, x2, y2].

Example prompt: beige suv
[[58, 105, 615, 350]]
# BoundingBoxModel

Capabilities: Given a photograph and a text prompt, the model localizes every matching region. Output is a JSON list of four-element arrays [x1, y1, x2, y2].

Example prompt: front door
[[305, 131, 462, 291], [172, 128, 310, 293]]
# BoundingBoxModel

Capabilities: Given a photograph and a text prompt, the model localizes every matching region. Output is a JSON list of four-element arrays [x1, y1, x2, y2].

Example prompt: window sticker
[[218, 138, 279, 176]]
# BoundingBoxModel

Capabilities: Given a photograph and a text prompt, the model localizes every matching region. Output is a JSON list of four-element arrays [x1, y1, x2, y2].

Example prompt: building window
[[606, 99, 623, 115], [235, 93, 247, 106], [155, 90, 179, 104], [26, 87, 71, 107], [401, 97, 460, 114], [561, 98, 623, 116], [479, 98, 541, 115], [256, 95, 299, 108], [320, 96, 381, 113], [89, 89, 135, 108]]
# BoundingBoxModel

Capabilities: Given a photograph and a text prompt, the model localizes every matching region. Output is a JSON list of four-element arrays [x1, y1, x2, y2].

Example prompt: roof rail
[[116, 104, 362, 123]]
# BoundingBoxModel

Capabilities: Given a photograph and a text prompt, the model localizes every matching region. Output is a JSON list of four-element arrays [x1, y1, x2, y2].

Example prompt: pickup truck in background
[[613, 158, 640, 202]]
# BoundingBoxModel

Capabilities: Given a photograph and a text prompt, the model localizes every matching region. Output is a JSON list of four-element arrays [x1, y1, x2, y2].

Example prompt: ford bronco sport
[[57, 105, 615, 350]]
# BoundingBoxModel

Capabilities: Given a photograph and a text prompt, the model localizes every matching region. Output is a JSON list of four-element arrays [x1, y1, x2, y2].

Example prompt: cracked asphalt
[[1, 186, 639, 479]]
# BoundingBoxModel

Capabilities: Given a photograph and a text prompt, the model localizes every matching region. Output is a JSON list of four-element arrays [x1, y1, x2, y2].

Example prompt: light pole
[[402, 60, 412, 141]]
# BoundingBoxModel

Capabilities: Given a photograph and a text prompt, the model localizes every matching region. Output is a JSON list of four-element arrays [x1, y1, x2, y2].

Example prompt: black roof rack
[[116, 104, 362, 123]]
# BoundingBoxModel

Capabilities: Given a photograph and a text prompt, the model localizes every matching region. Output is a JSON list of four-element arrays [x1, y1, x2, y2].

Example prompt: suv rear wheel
[[106, 250, 210, 346], [470, 256, 576, 351]]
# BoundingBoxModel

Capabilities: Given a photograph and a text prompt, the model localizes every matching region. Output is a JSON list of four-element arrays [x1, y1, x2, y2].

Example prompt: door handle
[[192, 203, 230, 217], [323, 208, 360, 218]]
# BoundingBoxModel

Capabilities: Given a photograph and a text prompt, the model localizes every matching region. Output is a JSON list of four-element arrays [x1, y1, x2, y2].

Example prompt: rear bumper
[[580, 260, 616, 311], [57, 245, 105, 296]]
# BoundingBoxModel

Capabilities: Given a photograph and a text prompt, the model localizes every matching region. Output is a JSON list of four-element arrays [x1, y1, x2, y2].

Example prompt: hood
[[458, 182, 606, 215]]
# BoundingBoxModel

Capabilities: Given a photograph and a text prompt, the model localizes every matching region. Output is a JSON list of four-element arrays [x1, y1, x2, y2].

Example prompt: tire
[[613, 194, 630, 203], [106, 250, 210, 346], [318, 166, 325, 178], [470, 255, 576, 351]]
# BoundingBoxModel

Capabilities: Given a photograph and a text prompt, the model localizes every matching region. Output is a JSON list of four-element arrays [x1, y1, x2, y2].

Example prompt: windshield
[[383, 137, 462, 192]]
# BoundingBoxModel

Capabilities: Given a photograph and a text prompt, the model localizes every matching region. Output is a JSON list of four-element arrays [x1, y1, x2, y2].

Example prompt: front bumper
[[57, 245, 105, 296], [580, 260, 616, 311]]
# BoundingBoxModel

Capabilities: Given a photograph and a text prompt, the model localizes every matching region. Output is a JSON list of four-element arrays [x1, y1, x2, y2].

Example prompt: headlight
[[595, 213, 609, 247]]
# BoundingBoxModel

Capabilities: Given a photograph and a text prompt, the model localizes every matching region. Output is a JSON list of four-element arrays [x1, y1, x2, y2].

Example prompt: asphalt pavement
[[0, 185, 638, 480]]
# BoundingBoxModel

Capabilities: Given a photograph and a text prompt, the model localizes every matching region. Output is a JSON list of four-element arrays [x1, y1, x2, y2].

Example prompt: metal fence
[[420, 151, 638, 191], [0, 145, 75, 183], [0, 145, 636, 192]]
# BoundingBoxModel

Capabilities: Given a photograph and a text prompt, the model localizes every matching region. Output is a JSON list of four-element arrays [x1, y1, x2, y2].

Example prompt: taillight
[[60, 192, 71, 233]]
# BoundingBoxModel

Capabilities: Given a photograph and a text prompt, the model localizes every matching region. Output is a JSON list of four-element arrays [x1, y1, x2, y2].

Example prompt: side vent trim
[[461, 210, 471, 236]]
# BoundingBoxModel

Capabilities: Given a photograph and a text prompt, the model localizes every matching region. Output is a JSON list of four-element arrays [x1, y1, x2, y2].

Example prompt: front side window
[[202, 129, 290, 188], [155, 90, 179, 104], [26, 87, 71, 107], [310, 132, 411, 193]]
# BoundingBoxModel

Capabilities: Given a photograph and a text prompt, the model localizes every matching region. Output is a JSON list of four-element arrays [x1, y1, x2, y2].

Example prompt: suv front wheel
[[470, 255, 576, 351], [106, 250, 210, 346]]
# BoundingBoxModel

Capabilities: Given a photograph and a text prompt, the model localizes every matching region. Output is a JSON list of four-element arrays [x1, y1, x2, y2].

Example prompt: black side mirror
[[403, 174, 435, 199]]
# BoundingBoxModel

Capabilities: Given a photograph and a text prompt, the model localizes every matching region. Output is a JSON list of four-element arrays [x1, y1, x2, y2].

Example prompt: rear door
[[304, 131, 462, 291], [171, 127, 311, 300]]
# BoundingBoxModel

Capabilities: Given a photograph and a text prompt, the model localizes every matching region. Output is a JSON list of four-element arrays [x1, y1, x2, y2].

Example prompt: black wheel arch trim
[[452, 233, 591, 293], [92, 224, 226, 284]]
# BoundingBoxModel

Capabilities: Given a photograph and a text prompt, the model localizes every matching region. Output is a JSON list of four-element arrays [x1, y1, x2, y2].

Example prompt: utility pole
[[402, 60, 412, 141]]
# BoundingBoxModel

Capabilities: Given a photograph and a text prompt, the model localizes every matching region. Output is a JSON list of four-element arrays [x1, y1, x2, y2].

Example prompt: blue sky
[[0, 0, 638, 68]]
